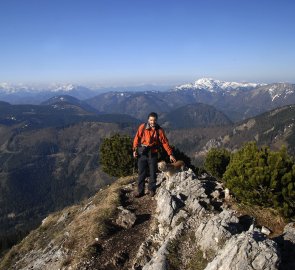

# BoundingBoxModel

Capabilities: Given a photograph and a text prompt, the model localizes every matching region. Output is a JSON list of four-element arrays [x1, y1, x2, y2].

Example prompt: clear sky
[[0, 0, 294, 86]]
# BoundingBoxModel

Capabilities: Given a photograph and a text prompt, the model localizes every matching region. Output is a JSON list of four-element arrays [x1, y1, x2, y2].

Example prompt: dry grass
[[230, 202, 287, 237], [0, 175, 136, 270]]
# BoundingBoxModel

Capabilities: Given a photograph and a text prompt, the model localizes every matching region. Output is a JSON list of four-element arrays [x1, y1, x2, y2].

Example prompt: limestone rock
[[261, 226, 272, 235], [278, 222, 295, 269], [205, 230, 280, 270], [211, 190, 221, 199], [156, 189, 178, 226], [195, 209, 241, 254], [224, 188, 231, 200], [115, 206, 136, 229], [283, 222, 295, 243], [136, 169, 282, 270]]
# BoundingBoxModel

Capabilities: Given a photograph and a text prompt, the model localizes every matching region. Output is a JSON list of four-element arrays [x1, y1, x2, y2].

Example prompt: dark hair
[[148, 112, 158, 119]]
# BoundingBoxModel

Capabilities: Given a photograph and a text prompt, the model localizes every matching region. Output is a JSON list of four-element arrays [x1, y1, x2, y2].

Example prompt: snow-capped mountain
[[175, 78, 265, 92]]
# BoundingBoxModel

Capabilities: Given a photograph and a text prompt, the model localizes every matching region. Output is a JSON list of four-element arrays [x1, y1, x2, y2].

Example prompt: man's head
[[148, 112, 158, 127]]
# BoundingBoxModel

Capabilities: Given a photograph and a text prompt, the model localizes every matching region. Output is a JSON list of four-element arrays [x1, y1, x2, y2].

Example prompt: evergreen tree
[[204, 148, 231, 179], [223, 142, 295, 217], [100, 134, 134, 177]]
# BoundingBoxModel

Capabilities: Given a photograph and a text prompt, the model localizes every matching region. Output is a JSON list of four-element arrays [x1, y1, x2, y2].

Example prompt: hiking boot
[[148, 190, 156, 197], [134, 191, 144, 198]]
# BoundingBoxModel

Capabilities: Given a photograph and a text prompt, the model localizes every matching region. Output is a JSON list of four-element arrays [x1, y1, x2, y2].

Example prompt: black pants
[[137, 153, 158, 194]]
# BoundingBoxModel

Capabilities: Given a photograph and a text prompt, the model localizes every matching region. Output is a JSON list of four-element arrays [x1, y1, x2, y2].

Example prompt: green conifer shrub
[[223, 141, 295, 217], [99, 134, 133, 177], [204, 148, 231, 179]]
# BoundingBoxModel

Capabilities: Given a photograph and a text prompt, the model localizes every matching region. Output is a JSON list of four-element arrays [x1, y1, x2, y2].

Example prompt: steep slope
[[2, 169, 294, 270], [160, 103, 232, 129], [203, 104, 295, 155], [0, 175, 155, 270], [165, 105, 295, 163], [0, 122, 133, 255], [0, 101, 139, 255]]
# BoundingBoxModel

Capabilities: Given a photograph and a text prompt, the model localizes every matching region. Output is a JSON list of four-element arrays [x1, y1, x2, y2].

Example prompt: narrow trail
[[82, 183, 156, 270]]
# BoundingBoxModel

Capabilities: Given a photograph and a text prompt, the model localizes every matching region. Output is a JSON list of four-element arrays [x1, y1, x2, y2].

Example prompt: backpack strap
[[140, 124, 145, 138], [155, 125, 162, 148], [138, 123, 146, 145]]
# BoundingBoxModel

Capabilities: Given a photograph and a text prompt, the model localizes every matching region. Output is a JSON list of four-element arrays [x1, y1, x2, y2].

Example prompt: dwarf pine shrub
[[223, 142, 295, 217], [100, 134, 133, 177], [204, 148, 231, 179]]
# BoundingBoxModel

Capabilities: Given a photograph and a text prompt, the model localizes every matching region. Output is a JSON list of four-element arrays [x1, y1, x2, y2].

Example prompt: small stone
[[116, 207, 136, 229], [224, 188, 231, 200], [211, 190, 221, 199], [261, 226, 271, 235]]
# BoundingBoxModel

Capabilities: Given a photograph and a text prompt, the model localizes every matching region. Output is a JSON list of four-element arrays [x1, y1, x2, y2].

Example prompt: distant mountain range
[[0, 83, 172, 105], [85, 78, 295, 122], [0, 83, 98, 104], [1, 78, 295, 123]]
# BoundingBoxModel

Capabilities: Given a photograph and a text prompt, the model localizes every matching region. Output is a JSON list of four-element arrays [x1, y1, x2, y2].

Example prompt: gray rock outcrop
[[206, 229, 280, 270], [133, 169, 281, 270]]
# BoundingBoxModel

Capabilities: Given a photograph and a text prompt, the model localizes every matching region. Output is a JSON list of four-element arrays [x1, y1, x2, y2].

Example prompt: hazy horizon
[[2, 77, 295, 91]]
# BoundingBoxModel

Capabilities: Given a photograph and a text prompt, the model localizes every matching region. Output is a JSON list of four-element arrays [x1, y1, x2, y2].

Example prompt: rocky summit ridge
[[2, 169, 295, 270]]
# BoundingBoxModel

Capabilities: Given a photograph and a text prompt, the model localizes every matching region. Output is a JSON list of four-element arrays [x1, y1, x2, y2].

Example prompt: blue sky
[[0, 0, 294, 86]]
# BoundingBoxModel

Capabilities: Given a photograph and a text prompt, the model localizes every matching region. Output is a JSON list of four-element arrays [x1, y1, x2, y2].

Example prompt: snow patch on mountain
[[49, 84, 76, 92], [175, 78, 265, 92], [267, 84, 295, 101]]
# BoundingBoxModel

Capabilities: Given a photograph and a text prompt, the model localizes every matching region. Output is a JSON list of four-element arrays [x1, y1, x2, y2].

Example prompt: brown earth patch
[[78, 182, 156, 270]]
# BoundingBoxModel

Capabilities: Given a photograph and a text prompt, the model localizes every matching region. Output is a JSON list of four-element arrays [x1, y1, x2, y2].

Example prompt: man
[[133, 112, 176, 197]]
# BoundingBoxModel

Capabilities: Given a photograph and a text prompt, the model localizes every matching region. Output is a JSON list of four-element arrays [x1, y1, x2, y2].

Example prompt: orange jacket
[[133, 123, 173, 156]]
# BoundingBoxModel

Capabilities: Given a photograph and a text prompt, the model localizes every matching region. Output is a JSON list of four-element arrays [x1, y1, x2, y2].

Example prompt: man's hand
[[169, 155, 176, 163], [133, 151, 138, 158]]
